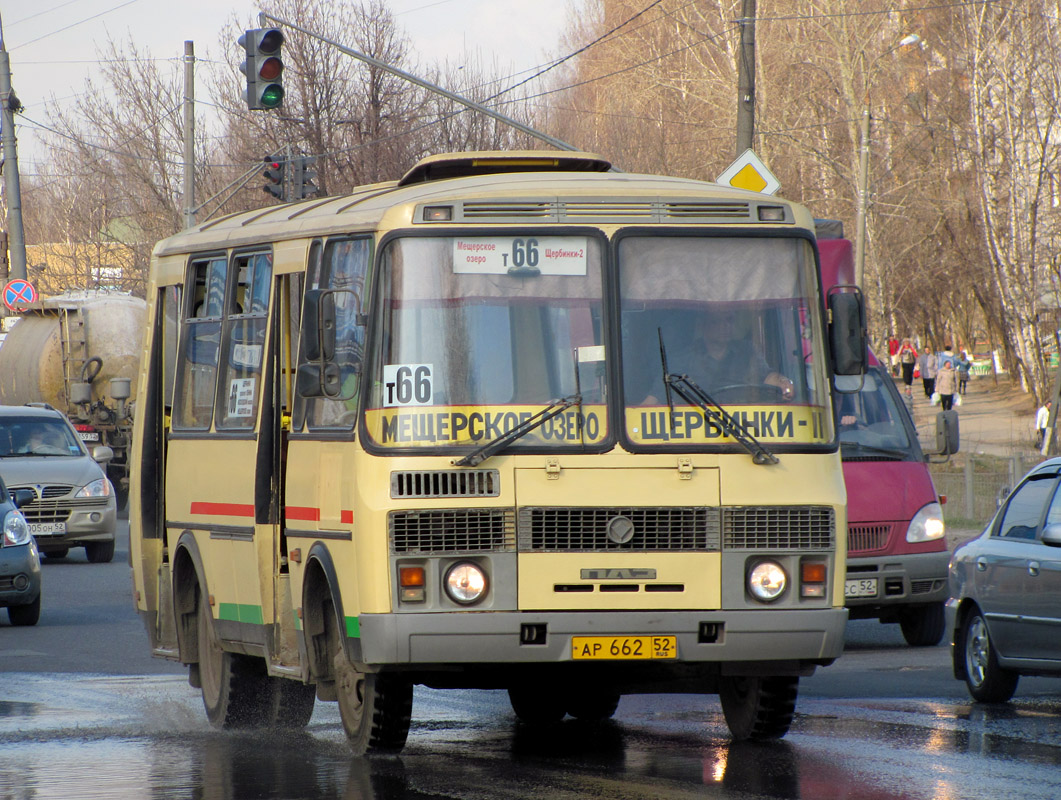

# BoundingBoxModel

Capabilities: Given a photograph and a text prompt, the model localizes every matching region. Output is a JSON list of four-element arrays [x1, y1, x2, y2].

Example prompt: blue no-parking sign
[[3, 279, 37, 311]]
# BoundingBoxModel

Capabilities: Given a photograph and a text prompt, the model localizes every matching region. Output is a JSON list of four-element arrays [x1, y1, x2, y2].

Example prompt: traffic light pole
[[183, 41, 196, 228], [0, 16, 27, 281], [260, 11, 580, 153]]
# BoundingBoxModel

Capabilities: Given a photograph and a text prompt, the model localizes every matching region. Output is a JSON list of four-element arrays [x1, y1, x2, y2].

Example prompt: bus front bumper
[[358, 608, 847, 667]]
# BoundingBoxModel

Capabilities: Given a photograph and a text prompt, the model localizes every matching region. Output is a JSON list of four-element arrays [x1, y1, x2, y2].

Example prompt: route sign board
[[3, 279, 37, 311], [717, 149, 781, 195]]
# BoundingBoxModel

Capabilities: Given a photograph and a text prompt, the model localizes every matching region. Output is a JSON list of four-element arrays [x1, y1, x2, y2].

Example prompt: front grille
[[848, 523, 891, 553], [389, 509, 515, 554], [12, 484, 110, 524], [391, 470, 499, 499], [722, 506, 835, 550], [518, 507, 721, 552]]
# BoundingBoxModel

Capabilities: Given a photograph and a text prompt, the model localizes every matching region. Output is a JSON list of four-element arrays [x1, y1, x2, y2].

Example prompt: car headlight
[[748, 560, 787, 602], [2, 510, 30, 547], [907, 502, 945, 543], [75, 478, 113, 499], [444, 562, 488, 605]]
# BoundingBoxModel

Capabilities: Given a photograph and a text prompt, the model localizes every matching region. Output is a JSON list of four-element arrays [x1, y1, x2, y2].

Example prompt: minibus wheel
[[325, 602, 412, 753], [719, 675, 798, 741], [508, 685, 566, 724], [567, 687, 620, 721], [899, 602, 946, 647], [197, 597, 270, 727]]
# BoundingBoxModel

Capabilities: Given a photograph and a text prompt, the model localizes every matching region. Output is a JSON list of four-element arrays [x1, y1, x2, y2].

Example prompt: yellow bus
[[129, 151, 865, 753]]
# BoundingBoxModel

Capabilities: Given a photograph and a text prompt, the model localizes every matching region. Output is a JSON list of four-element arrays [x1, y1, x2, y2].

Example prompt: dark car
[[948, 457, 1061, 701], [0, 475, 41, 625], [0, 404, 117, 563]]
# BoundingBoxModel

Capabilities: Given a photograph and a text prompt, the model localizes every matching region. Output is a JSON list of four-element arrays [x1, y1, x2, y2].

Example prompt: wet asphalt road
[[2, 524, 1060, 800]]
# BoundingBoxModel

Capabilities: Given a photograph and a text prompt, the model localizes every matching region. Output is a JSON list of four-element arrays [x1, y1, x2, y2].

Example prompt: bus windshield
[[365, 235, 606, 451], [619, 235, 833, 448]]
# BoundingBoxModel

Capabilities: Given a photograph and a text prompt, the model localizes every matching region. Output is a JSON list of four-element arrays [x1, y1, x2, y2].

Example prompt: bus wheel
[[567, 688, 620, 721], [508, 686, 566, 724], [197, 599, 269, 728], [899, 602, 946, 647], [265, 678, 317, 729], [326, 607, 412, 754], [719, 675, 798, 741]]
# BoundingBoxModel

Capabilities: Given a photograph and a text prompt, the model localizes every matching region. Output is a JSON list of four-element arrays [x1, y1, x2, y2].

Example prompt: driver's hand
[[766, 373, 795, 400]]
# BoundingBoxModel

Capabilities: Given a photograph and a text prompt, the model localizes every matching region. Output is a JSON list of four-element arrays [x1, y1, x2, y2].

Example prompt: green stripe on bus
[[217, 603, 264, 626], [345, 616, 361, 638]]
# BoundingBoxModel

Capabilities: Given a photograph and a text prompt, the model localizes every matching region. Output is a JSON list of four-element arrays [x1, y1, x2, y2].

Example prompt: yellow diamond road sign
[[717, 149, 780, 195]]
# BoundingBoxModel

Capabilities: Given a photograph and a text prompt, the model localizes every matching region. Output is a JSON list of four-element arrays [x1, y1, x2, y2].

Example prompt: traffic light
[[239, 28, 284, 110], [263, 156, 287, 200], [292, 155, 319, 200]]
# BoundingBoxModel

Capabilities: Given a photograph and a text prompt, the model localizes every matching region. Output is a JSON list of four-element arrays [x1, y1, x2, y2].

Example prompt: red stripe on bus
[[190, 501, 255, 517], [286, 506, 321, 521], [341, 510, 353, 524]]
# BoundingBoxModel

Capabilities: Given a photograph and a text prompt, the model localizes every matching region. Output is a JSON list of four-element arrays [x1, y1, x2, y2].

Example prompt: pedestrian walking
[[1036, 401, 1052, 449], [956, 351, 971, 394], [920, 350, 938, 399], [898, 338, 918, 396], [936, 360, 957, 411]]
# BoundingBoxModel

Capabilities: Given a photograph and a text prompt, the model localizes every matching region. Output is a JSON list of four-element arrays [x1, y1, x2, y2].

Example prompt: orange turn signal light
[[399, 566, 425, 587]]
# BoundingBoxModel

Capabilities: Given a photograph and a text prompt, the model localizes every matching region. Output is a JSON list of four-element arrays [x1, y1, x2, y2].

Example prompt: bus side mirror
[[296, 362, 342, 399], [936, 410, 960, 455], [302, 289, 336, 362], [827, 288, 867, 376]]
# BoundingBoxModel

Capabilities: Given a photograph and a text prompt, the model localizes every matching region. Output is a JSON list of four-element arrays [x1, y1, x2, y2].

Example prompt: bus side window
[[173, 257, 227, 429], [216, 252, 272, 429], [299, 238, 370, 430]]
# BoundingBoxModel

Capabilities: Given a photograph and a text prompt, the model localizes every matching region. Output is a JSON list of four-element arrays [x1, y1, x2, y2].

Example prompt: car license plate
[[571, 635, 677, 660], [28, 522, 66, 536], [77, 431, 100, 442], [845, 578, 878, 598]]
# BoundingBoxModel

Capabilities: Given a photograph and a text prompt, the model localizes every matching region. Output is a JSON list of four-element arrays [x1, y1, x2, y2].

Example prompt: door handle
[[1028, 560, 1041, 577], [976, 557, 988, 572]]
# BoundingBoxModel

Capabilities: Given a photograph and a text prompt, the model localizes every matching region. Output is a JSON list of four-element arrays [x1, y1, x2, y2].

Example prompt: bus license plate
[[29, 522, 66, 536], [845, 578, 878, 598], [571, 635, 677, 660]]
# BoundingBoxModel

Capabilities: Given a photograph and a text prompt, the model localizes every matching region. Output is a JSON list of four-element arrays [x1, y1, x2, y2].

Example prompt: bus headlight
[[906, 502, 945, 543], [748, 560, 787, 602], [444, 562, 488, 605]]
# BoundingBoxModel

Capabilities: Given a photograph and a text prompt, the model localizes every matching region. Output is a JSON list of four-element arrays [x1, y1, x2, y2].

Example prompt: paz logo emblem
[[606, 515, 635, 545]]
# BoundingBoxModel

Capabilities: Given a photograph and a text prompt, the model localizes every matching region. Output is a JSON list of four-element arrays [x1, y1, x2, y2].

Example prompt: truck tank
[[0, 294, 145, 409], [0, 293, 147, 507]]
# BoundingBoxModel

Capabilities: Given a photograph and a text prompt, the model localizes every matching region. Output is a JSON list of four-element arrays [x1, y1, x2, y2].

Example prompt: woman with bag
[[936, 360, 957, 411], [898, 338, 918, 396]]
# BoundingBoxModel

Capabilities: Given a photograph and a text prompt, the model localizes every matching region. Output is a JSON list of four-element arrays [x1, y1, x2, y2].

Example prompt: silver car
[[0, 405, 117, 563], [948, 456, 1061, 701]]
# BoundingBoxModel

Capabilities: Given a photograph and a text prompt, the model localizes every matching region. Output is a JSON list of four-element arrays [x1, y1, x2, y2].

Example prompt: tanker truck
[[0, 292, 146, 508]]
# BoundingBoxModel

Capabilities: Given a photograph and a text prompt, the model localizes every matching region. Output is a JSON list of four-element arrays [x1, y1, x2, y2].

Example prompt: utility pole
[[0, 13, 27, 280], [183, 41, 196, 229], [854, 109, 871, 288], [735, 0, 757, 155]]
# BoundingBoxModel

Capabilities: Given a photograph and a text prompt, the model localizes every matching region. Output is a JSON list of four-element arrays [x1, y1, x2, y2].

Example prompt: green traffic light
[[260, 85, 285, 108]]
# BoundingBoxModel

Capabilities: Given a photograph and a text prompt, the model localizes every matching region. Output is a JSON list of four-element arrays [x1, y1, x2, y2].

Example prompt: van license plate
[[845, 578, 878, 598], [571, 635, 677, 660], [29, 522, 66, 536]]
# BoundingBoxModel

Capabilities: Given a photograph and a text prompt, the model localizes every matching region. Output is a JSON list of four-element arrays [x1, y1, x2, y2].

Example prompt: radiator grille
[[848, 523, 891, 553], [389, 508, 515, 554], [391, 470, 500, 499], [722, 506, 835, 550], [10, 484, 109, 524], [518, 507, 721, 552]]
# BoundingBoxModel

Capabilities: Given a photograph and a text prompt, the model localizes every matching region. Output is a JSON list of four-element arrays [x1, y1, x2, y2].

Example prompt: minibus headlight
[[444, 562, 487, 605], [748, 560, 787, 602], [2, 510, 30, 547], [907, 502, 945, 543]]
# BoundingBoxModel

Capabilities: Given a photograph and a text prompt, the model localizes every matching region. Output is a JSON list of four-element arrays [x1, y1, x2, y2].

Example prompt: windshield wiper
[[453, 394, 582, 467], [839, 441, 908, 460], [665, 373, 779, 466]]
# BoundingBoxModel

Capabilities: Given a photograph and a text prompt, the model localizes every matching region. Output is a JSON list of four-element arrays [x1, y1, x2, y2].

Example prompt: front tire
[[509, 685, 566, 724], [8, 594, 41, 626], [899, 602, 946, 647], [719, 675, 798, 741], [85, 540, 115, 564], [326, 603, 412, 754], [962, 610, 1019, 703]]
